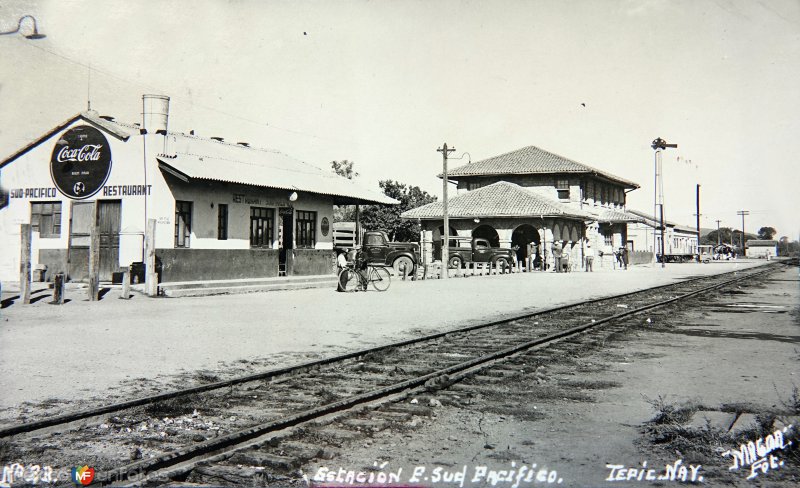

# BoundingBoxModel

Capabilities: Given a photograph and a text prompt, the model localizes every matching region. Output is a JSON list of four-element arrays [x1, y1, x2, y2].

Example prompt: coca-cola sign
[[50, 125, 112, 199]]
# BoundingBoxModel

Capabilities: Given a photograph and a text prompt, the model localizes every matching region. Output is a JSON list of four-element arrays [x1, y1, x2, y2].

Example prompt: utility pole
[[437, 143, 455, 279], [651, 138, 677, 268], [694, 184, 701, 262], [715, 220, 721, 246], [737, 210, 749, 256]]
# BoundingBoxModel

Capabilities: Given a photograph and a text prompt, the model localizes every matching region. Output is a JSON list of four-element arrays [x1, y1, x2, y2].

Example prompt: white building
[[0, 96, 395, 284]]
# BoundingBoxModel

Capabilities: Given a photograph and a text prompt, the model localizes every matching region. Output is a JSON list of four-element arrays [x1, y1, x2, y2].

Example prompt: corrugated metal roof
[[746, 240, 777, 247], [444, 145, 639, 189], [628, 208, 698, 234], [401, 181, 592, 220], [0, 110, 130, 169], [157, 138, 398, 205]]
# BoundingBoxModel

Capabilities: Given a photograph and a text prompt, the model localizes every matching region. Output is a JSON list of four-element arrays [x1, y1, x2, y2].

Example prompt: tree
[[331, 160, 359, 222], [757, 226, 776, 240], [360, 180, 437, 242], [701, 227, 735, 246], [330, 160, 358, 180]]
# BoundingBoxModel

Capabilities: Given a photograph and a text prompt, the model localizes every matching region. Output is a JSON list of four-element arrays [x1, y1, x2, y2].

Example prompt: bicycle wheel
[[369, 266, 391, 292], [338, 267, 361, 292]]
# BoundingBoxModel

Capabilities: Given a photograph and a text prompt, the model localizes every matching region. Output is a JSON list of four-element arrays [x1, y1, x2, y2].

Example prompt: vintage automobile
[[444, 236, 516, 270], [360, 231, 420, 276]]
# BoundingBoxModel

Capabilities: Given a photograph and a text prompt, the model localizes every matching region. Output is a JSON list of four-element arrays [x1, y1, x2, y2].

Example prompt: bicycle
[[338, 264, 391, 292]]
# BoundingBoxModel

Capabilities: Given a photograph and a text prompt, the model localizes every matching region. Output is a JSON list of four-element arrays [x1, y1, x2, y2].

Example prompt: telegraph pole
[[715, 220, 721, 246], [437, 143, 455, 279], [651, 138, 677, 268], [737, 210, 749, 256], [694, 184, 701, 262]]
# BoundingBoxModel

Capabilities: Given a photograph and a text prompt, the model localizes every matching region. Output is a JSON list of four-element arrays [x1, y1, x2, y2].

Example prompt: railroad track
[[0, 262, 786, 486]]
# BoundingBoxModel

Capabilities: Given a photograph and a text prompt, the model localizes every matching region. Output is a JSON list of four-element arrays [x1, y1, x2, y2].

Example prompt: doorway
[[68, 200, 121, 281], [279, 209, 293, 275]]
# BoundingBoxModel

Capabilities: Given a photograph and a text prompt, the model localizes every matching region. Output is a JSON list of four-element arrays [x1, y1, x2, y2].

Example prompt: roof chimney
[[142, 94, 170, 152]]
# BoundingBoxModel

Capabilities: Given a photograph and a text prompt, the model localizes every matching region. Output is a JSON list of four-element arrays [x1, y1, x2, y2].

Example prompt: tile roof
[[592, 208, 646, 223], [444, 145, 639, 188], [157, 133, 397, 205], [401, 181, 592, 220]]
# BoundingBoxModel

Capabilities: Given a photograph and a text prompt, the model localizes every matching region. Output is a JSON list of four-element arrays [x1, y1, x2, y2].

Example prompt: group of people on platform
[[516, 241, 631, 273]]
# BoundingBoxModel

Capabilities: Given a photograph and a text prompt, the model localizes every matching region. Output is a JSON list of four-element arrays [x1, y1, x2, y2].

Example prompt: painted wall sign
[[9, 187, 58, 199], [102, 185, 152, 197], [279, 207, 294, 216], [321, 217, 330, 236], [50, 125, 112, 199]]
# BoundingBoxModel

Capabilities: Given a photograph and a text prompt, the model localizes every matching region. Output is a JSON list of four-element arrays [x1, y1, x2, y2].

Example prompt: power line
[[11, 36, 371, 149]]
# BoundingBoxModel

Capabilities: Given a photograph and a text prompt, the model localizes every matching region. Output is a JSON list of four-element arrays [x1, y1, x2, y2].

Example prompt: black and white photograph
[[0, 1, 798, 486]]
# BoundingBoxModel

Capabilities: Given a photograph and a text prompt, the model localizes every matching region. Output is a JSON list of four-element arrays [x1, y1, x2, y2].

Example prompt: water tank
[[141, 94, 170, 134]]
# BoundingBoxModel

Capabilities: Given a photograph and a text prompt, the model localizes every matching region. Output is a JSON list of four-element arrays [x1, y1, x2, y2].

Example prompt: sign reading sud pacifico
[[50, 125, 112, 199]]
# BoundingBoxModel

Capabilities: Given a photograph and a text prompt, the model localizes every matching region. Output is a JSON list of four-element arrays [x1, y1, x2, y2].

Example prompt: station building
[[745, 240, 778, 259], [401, 145, 643, 268], [0, 96, 395, 284]]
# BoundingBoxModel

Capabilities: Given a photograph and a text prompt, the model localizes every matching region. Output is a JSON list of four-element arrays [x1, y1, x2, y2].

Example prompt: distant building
[[0, 97, 395, 284], [746, 240, 778, 258], [627, 209, 699, 261], [401, 145, 643, 268]]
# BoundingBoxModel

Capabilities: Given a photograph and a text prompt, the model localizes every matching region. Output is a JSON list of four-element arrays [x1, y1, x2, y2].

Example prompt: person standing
[[621, 245, 630, 270], [585, 243, 594, 272], [552, 241, 563, 273], [336, 248, 349, 292]]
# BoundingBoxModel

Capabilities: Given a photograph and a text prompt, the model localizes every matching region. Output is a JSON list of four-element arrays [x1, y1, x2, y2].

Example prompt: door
[[68, 200, 121, 281], [279, 209, 293, 273], [97, 200, 121, 281], [365, 233, 388, 263]]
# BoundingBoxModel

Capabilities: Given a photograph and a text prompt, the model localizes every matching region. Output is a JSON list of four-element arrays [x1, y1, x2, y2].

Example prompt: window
[[365, 233, 385, 246], [296, 210, 317, 248], [556, 179, 570, 200], [604, 233, 613, 247], [31, 202, 62, 238], [467, 181, 483, 191], [175, 201, 192, 248], [250, 207, 274, 248], [217, 204, 228, 240]]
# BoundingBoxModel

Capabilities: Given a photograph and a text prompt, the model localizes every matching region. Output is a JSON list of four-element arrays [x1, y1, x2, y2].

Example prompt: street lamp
[[0, 15, 46, 39], [651, 137, 677, 268]]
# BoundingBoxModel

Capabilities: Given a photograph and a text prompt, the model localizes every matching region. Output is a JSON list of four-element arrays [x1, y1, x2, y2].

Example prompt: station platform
[[0, 259, 771, 413]]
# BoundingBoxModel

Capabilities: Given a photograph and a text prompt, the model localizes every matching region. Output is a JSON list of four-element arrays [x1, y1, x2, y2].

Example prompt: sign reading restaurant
[[50, 125, 112, 199]]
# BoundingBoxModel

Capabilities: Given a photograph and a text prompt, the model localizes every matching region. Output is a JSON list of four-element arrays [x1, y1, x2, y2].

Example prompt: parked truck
[[442, 236, 516, 270], [355, 231, 420, 277]]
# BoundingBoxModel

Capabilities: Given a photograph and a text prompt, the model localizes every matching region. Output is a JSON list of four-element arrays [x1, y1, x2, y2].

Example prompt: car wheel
[[448, 256, 462, 269], [393, 256, 414, 277]]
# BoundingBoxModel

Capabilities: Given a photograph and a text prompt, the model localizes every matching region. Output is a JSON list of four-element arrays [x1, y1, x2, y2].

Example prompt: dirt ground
[[0, 261, 762, 417], [304, 265, 799, 487]]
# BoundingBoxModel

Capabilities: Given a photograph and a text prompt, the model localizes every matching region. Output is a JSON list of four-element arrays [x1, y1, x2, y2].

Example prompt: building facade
[[402, 145, 643, 269], [746, 240, 778, 259], [0, 99, 395, 284], [627, 209, 699, 261]]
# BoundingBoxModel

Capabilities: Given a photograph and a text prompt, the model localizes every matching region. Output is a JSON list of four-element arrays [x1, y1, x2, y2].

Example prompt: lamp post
[[437, 143, 455, 279], [0, 15, 46, 39], [651, 137, 677, 268]]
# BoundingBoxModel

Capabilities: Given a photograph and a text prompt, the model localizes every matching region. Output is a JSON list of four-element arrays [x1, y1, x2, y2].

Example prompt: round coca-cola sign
[[50, 125, 112, 199]]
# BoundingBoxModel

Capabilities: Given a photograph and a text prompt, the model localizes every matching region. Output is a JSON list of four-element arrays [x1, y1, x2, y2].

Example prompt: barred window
[[31, 202, 62, 238], [556, 179, 570, 200], [175, 201, 192, 248], [250, 207, 274, 248], [295, 210, 317, 248], [217, 204, 228, 240], [467, 181, 483, 191]]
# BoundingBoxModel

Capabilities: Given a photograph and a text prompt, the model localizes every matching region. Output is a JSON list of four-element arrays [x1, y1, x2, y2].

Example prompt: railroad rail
[[0, 262, 787, 486]]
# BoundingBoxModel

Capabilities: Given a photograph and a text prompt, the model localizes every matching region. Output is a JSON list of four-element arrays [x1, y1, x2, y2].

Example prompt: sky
[[1, 0, 798, 239]]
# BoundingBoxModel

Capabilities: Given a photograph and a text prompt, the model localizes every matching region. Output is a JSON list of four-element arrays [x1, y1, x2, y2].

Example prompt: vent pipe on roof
[[99, 115, 115, 122], [237, 141, 249, 147], [211, 136, 224, 142]]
